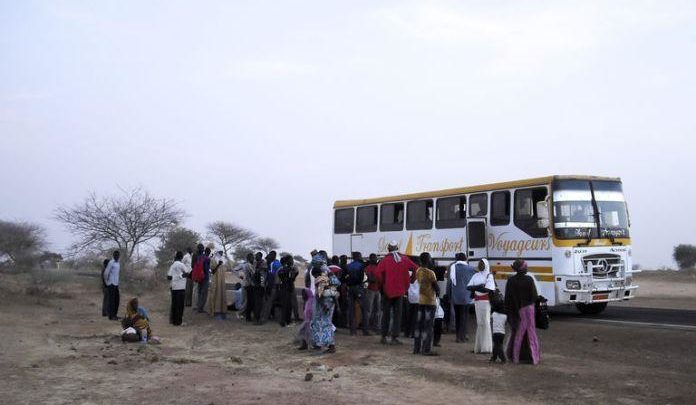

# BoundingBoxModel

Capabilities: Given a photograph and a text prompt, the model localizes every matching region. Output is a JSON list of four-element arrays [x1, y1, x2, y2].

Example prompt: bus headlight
[[566, 280, 581, 290]]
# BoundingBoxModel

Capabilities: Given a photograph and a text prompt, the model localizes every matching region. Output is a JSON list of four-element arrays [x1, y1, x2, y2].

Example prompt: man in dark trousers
[[346, 252, 371, 336], [192, 244, 211, 313], [376, 242, 417, 345], [103, 250, 121, 320]]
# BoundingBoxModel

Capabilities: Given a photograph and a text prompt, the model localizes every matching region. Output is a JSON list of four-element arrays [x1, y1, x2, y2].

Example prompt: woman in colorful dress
[[121, 297, 153, 343], [311, 257, 340, 354]]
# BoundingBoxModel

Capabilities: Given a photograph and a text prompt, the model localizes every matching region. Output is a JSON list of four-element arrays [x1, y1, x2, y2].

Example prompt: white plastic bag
[[408, 280, 420, 304], [435, 298, 444, 319]]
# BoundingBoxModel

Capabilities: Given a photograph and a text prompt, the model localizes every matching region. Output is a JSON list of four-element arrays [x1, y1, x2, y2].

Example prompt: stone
[[107, 360, 117, 365], [229, 356, 243, 364], [333, 373, 340, 379], [304, 373, 314, 382]]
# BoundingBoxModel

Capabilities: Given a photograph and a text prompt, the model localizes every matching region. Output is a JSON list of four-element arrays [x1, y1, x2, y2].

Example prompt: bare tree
[[252, 237, 280, 255], [54, 188, 185, 269], [0, 220, 45, 266], [207, 221, 256, 259]]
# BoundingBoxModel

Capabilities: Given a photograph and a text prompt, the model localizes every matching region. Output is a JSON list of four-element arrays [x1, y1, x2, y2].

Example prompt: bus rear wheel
[[576, 302, 607, 315]]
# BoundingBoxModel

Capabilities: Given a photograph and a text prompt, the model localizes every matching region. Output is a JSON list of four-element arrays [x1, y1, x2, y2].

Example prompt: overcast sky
[[1, 0, 694, 268]]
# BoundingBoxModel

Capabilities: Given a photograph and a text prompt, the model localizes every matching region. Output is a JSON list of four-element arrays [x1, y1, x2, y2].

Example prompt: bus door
[[466, 218, 488, 261], [351, 234, 363, 254]]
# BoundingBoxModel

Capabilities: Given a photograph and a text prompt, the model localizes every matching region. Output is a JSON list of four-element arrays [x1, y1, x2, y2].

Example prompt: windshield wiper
[[602, 228, 623, 246], [587, 182, 602, 244], [577, 231, 592, 247]]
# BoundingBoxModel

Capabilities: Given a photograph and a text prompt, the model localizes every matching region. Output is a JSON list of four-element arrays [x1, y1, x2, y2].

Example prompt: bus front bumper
[[562, 285, 639, 304]]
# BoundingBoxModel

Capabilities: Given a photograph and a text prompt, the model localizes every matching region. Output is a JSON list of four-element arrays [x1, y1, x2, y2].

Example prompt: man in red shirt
[[376, 241, 417, 345], [364, 253, 382, 332]]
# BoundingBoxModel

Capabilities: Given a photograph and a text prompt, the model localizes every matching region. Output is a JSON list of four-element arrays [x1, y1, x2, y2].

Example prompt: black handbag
[[535, 296, 550, 330]]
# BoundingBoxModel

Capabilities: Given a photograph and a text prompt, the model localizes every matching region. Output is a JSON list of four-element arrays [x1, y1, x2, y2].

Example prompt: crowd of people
[[99, 240, 542, 364]]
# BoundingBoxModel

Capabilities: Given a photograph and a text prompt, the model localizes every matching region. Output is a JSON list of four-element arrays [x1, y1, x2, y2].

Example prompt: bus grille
[[582, 254, 624, 279]]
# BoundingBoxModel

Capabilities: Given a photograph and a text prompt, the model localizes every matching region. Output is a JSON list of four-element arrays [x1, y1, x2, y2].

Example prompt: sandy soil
[[617, 270, 696, 310], [1, 270, 695, 405]]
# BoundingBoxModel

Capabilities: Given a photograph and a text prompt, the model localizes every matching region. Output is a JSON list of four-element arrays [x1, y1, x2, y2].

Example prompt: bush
[[0, 220, 46, 269], [26, 267, 73, 298], [673, 244, 696, 269]]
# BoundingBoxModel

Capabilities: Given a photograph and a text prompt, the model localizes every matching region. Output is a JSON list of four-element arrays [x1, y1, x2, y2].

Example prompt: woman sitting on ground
[[122, 298, 153, 343]]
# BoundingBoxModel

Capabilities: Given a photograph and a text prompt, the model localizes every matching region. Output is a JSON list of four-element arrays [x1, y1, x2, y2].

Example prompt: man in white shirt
[[103, 250, 121, 320], [168, 251, 190, 326], [183, 247, 193, 307]]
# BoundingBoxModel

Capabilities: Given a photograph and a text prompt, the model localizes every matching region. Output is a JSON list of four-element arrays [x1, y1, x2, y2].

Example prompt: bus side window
[[356, 205, 378, 233], [490, 191, 511, 226], [406, 199, 434, 230], [514, 187, 548, 238], [380, 203, 404, 232], [334, 208, 354, 234], [436, 196, 466, 229], [469, 193, 488, 217]]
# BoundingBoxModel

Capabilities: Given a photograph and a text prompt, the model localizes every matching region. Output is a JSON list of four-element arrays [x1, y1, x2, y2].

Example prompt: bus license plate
[[593, 294, 608, 301]]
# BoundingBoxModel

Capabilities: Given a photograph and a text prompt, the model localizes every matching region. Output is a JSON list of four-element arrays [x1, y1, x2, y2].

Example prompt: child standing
[[490, 301, 507, 363]]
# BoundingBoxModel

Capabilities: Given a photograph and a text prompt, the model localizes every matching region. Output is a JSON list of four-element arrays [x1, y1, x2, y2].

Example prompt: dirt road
[[1, 270, 694, 405]]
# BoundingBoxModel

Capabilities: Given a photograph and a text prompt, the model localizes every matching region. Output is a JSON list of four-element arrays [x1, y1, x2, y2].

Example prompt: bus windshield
[[594, 181, 630, 238], [552, 179, 630, 240]]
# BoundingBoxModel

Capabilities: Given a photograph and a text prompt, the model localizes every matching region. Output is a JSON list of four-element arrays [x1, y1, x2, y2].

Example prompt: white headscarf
[[467, 258, 495, 293], [479, 258, 490, 273]]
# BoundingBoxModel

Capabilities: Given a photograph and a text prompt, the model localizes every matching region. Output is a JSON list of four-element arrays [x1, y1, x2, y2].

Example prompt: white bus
[[332, 175, 637, 314]]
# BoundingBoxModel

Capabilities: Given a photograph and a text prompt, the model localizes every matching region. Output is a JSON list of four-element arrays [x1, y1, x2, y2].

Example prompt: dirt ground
[[1, 270, 694, 405], [615, 269, 696, 310]]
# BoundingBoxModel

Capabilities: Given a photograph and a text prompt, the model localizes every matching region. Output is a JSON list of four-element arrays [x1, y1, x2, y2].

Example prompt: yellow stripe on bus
[[492, 265, 553, 274], [552, 237, 631, 247]]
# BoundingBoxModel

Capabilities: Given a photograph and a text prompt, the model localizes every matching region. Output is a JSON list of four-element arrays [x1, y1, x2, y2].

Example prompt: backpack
[[191, 256, 205, 283]]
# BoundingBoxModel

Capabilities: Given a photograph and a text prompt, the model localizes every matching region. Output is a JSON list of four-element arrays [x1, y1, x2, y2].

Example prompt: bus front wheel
[[576, 302, 607, 315]]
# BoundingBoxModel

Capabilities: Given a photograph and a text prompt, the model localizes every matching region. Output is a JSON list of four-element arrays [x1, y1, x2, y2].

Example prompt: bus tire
[[576, 302, 607, 315]]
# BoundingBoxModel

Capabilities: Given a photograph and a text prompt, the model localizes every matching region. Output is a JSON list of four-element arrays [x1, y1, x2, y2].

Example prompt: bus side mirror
[[536, 200, 550, 229]]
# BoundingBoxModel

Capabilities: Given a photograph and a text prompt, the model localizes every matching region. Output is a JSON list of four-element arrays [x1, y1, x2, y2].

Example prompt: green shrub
[[673, 244, 696, 269]]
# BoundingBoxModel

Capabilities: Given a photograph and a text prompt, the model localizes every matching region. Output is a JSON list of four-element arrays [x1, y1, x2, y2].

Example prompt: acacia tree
[[0, 220, 45, 266], [206, 221, 256, 259], [673, 244, 696, 269], [155, 227, 201, 268], [55, 188, 185, 269], [252, 237, 280, 255], [233, 244, 254, 261]]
